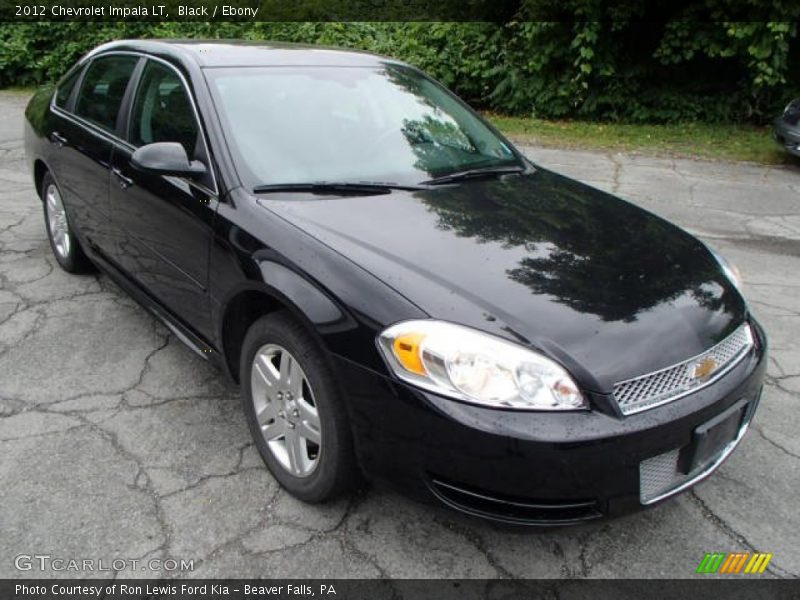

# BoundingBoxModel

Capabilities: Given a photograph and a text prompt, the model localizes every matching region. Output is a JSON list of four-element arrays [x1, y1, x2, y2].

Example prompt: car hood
[[258, 168, 747, 392]]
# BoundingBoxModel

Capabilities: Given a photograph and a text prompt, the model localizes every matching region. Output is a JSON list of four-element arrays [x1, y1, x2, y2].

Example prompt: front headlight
[[709, 248, 743, 292], [377, 320, 587, 410]]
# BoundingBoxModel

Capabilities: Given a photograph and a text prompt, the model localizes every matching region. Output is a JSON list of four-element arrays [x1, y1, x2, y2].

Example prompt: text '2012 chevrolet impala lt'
[[24, 40, 766, 525]]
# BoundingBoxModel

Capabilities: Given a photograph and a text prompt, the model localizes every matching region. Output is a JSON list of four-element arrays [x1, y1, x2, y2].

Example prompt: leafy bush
[[1, 15, 797, 124]]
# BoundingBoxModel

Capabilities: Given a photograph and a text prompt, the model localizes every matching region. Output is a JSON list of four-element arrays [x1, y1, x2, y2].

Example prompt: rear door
[[50, 54, 140, 254], [108, 58, 217, 340]]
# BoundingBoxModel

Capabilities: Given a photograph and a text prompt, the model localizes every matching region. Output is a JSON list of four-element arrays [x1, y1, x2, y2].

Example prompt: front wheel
[[240, 312, 359, 502], [41, 173, 92, 273]]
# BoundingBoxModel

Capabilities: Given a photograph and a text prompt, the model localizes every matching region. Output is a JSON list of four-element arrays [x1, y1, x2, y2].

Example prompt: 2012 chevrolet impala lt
[[24, 40, 767, 524]]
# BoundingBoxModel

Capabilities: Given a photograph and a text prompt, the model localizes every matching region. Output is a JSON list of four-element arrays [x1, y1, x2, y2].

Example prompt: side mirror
[[131, 142, 207, 179]]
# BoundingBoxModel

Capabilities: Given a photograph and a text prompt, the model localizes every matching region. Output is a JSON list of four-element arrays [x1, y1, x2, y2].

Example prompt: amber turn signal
[[392, 333, 427, 375]]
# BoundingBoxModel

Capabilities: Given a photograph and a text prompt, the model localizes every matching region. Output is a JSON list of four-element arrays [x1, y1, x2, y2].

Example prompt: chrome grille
[[614, 324, 754, 416]]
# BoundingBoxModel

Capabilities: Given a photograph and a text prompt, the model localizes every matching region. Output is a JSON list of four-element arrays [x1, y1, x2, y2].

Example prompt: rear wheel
[[41, 173, 92, 273], [240, 312, 359, 502]]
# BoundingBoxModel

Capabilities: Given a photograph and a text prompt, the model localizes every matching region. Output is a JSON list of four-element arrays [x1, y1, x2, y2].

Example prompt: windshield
[[205, 64, 522, 188]]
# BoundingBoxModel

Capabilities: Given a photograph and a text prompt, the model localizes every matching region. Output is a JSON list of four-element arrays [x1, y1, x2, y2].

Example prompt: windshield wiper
[[252, 181, 427, 195], [423, 165, 526, 186]]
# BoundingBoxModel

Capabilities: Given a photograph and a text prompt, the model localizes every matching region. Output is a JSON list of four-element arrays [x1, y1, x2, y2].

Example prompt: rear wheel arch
[[33, 159, 49, 199], [40, 171, 93, 273]]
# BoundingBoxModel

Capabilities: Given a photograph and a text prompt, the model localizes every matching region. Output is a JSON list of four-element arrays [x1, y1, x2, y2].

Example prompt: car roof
[[89, 39, 403, 68]]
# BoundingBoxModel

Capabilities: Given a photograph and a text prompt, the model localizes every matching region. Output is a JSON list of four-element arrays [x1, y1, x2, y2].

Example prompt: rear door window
[[75, 55, 139, 132]]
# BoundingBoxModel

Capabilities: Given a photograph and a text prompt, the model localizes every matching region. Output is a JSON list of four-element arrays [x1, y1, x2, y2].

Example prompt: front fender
[[256, 259, 353, 333], [211, 190, 428, 378]]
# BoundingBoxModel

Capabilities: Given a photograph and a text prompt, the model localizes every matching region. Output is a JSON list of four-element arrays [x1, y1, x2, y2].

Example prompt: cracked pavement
[[1, 90, 799, 580]]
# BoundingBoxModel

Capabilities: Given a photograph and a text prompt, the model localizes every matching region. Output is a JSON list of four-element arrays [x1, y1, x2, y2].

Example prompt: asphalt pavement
[[1, 90, 798, 580]]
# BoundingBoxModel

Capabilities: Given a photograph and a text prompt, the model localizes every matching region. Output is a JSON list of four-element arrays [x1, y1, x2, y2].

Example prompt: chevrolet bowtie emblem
[[690, 357, 718, 380]]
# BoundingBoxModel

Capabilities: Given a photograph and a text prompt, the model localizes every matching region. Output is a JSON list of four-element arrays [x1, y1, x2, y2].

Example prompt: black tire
[[240, 311, 359, 502], [41, 172, 93, 273]]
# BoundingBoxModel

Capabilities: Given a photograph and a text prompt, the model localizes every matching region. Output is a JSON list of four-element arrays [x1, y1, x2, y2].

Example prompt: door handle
[[50, 132, 67, 147], [111, 167, 134, 189]]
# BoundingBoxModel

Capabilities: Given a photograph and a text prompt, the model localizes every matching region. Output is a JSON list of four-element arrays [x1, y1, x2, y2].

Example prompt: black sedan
[[774, 99, 800, 157], [24, 40, 766, 525]]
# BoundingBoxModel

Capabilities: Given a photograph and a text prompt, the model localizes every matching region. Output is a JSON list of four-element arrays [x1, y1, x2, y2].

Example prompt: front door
[[108, 59, 218, 340]]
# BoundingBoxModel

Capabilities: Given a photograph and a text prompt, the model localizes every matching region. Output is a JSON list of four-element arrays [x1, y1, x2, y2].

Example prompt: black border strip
[[2, 579, 799, 600], [2, 0, 799, 22]]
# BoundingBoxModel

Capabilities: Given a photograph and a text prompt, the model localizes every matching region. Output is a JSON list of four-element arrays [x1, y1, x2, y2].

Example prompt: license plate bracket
[[679, 398, 748, 474]]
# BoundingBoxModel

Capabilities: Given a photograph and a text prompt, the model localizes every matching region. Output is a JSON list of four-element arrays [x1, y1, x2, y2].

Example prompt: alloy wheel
[[250, 344, 322, 477], [45, 183, 71, 259]]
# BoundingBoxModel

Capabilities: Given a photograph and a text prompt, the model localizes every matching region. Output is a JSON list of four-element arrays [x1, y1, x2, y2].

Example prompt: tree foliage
[[1, 14, 797, 123]]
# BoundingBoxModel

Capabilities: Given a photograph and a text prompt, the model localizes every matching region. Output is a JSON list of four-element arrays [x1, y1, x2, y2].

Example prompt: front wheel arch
[[220, 287, 283, 383], [219, 276, 345, 384]]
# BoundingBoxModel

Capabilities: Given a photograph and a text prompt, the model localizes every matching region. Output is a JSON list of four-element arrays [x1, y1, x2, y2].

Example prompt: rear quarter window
[[54, 67, 83, 109]]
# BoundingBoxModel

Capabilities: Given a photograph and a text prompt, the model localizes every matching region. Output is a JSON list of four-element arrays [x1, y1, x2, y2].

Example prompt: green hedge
[[1, 20, 798, 124]]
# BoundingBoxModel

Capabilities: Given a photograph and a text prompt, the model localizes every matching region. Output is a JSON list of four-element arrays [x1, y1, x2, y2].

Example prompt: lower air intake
[[639, 449, 685, 504], [428, 477, 602, 525], [639, 422, 749, 504]]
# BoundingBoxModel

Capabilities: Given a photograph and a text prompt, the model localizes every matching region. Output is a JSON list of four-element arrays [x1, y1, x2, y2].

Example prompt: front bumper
[[773, 118, 800, 156], [336, 320, 767, 525]]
